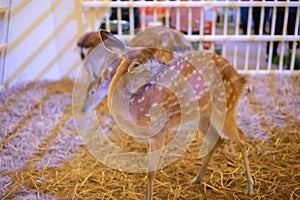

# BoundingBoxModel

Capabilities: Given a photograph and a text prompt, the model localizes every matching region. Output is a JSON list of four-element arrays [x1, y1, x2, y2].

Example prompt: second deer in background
[[78, 27, 194, 112]]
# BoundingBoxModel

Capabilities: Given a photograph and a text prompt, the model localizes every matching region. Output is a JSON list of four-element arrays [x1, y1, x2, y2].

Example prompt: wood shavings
[[0, 176, 11, 197], [0, 75, 299, 199]]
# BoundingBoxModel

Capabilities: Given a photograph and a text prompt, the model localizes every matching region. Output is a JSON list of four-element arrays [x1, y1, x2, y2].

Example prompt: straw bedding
[[0, 74, 299, 199]]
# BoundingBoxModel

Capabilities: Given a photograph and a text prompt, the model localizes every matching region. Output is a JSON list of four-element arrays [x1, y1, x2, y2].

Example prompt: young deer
[[79, 28, 193, 112], [99, 30, 253, 199], [77, 28, 193, 60]]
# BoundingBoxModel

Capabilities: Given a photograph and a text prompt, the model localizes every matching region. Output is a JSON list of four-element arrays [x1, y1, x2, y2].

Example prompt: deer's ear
[[99, 29, 125, 53], [128, 60, 145, 73]]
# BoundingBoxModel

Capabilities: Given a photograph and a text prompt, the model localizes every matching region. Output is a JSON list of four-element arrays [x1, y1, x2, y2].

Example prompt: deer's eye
[[90, 90, 95, 95]]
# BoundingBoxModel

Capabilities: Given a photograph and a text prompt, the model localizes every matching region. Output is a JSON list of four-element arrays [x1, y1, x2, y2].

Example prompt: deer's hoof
[[246, 178, 254, 196], [187, 177, 201, 186]]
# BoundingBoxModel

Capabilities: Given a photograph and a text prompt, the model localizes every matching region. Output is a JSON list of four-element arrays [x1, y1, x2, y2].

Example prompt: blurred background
[[0, 0, 299, 86]]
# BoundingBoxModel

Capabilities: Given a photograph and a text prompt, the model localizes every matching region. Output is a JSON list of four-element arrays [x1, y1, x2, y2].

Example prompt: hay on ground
[[0, 74, 299, 199]]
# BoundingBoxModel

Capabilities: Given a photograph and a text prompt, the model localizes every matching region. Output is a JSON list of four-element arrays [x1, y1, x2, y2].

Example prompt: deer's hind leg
[[188, 122, 224, 185], [234, 127, 253, 195], [223, 124, 253, 195]]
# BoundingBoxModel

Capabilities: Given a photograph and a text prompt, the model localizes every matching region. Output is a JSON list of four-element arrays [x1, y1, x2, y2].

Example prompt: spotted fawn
[[98, 30, 253, 200]]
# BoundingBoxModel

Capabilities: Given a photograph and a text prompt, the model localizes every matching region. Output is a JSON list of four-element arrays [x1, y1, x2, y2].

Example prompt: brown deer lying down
[[98, 30, 253, 200], [79, 27, 194, 112]]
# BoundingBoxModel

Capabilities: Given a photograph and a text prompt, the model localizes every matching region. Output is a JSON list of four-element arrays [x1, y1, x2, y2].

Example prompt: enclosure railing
[[82, 0, 300, 73], [0, 1, 11, 85]]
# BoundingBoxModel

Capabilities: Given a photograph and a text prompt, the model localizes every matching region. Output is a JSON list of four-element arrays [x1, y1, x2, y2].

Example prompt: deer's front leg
[[146, 133, 165, 200]]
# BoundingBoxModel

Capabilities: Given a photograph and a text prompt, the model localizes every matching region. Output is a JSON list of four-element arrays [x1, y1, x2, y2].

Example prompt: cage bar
[[81, 0, 300, 72]]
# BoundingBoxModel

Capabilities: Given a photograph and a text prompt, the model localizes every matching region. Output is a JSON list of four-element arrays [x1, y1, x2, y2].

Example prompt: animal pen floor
[[0, 74, 299, 200]]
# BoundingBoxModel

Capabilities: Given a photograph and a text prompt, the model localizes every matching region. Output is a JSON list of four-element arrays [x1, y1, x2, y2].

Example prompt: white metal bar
[[0, 0, 11, 85], [278, 41, 285, 70], [235, 6, 240, 35], [117, 0, 122, 34], [279, 6, 289, 70], [153, 0, 158, 22], [289, 7, 300, 71], [211, 6, 217, 52], [244, 1, 252, 70], [256, 42, 262, 71], [105, 12, 110, 31], [267, 41, 274, 70], [234, 3, 240, 69], [247, 6, 252, 35], [140, 0, 146, 30], [176, 0, 180, 31], [114, 34, 300, 43], [83, 0, 300, 73], [199, 7, 204, 35], [294, 6, 300, 36], [237, 69, 300, 75], [223, 7, 228, 35], [256, 42, 263, 70], [96, 9, 101, 28], [233, 42, 238, 69], [82, 1, 300, 8], [267, 6, 277, 70], [93, 0, 99, 11], [256, 3, 265, 71], [290, 42, 297, 71], [270, 5, 277, 35], [259, 6, 264, 35], [222, 3, 228, 58], [129, 0, 134, 35], [185, 35, 300, 42], [198, 7, 204, 50], [187, 2, 192, 35], [244, 42, 250, 70], [165, 7, 170, 27], [222, 41, 226, 58], [164, 0, 170, 27]]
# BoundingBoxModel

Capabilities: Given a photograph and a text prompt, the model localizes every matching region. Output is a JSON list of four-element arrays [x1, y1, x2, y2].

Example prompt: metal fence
[[82, 0, 300, 72], [0, 0, 11, 84]]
